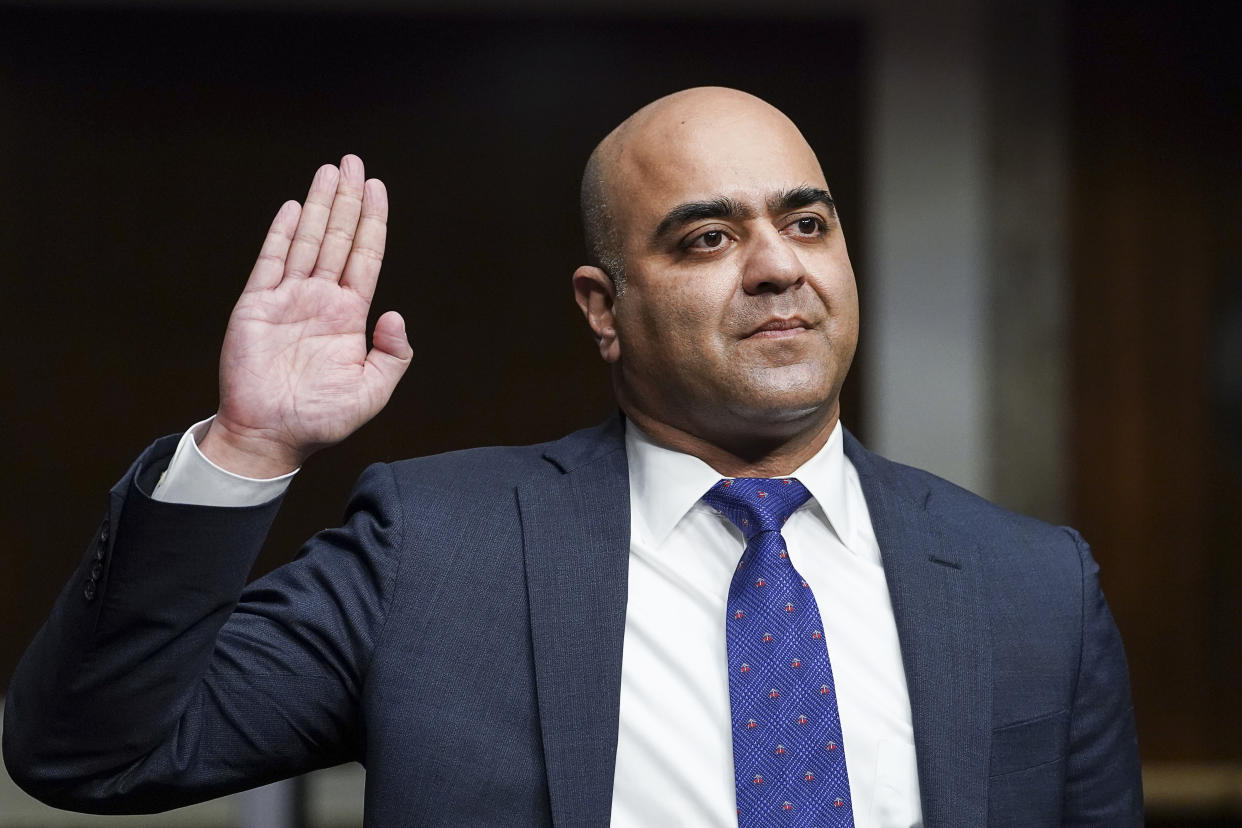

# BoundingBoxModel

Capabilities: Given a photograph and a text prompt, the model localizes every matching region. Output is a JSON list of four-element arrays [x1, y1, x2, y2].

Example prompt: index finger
[[339, 178, 388, 304]]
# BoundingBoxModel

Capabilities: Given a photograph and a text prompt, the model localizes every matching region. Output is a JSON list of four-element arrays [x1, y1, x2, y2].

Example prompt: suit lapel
[[519, 418, 631, 828], [845, 433, 992, 827]]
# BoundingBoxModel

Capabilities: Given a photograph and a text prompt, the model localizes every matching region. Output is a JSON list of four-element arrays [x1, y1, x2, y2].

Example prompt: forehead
[[610, 107, 828, 232]]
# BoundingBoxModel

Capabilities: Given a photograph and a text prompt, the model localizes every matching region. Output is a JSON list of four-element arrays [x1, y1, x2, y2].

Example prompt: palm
[[223, 280, 377, 442], [207, 157, 411, 474]]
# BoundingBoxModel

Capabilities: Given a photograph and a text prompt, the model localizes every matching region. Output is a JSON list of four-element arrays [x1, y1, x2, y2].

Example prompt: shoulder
[[844, 430, 1085, 568], [357, 414, 627, 506]]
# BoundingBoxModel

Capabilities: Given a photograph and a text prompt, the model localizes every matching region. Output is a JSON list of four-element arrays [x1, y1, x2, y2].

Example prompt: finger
[[372, 310, 413, 362], [283, 163, 340, 280], [244, 200, 301, 292], [340, 178, 388, 303], [310, 154, 366, 281], [363, 310, 413, 404]]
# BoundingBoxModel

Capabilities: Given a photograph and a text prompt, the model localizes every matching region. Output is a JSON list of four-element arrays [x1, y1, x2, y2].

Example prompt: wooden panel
[[1068, 0, 1242, 762]]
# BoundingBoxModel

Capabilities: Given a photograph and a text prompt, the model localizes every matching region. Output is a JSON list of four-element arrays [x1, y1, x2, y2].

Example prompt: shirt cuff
[[152, 416, 297, 507]]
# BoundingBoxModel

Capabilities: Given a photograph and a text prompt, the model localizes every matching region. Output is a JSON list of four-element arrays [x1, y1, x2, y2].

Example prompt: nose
[[740, 227, 807, 295]]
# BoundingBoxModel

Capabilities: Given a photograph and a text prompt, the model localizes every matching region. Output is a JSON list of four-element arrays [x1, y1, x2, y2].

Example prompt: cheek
[[623, 282, 726, 353], [810, 262, 859, 327]]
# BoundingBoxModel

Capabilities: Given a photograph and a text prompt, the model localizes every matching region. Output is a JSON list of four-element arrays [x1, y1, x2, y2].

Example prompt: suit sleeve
[[2, 435, 405, 814], [1061, 528, 1144, 825]]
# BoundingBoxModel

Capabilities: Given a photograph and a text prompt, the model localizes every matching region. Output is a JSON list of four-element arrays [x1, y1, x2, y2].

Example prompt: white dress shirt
[[612, 422, 921, 828], [154, 417, 922, 827], [154, 417, 296, 507]]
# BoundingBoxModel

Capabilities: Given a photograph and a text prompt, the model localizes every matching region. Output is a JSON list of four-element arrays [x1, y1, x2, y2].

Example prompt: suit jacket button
[[90, 562, 103, 580], [84, 581, 96, 601], [99, 522, 109, 544], [94, 545, 105, 561]]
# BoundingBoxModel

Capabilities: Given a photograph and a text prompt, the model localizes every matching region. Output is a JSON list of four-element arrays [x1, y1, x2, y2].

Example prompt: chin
[[724, 367, 841, 421], [723, 393, 835, 427]]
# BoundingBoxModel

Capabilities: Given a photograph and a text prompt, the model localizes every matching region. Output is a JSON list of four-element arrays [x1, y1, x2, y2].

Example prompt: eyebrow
[[651, 186, 837, 244], [652, 196, 753, 242], [770, 185, 836, 216]]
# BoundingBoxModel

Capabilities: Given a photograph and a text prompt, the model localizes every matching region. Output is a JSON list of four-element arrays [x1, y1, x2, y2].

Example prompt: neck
[[622, 403, 839, 477]]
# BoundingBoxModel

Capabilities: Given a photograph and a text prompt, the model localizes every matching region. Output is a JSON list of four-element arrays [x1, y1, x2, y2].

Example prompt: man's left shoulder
[[845, 431, 1086, 568]]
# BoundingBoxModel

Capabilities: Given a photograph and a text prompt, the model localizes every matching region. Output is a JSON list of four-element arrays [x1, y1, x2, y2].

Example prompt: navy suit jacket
[[4, 416, 1142, 825]]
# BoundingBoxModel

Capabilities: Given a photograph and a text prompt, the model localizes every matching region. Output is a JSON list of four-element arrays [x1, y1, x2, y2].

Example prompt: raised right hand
[[198, 155, 412, 478]]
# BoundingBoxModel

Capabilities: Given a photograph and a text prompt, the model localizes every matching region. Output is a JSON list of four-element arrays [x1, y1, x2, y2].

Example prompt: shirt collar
[[624, 419, 857, 553]]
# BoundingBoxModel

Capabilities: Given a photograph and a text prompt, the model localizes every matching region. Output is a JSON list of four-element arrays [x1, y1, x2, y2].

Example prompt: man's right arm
[[3, 433, 407, 812], [3, 155, 413, 812]]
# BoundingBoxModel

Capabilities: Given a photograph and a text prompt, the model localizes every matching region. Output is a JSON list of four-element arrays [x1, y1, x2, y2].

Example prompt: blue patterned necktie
[[704, 477, 854, 827]]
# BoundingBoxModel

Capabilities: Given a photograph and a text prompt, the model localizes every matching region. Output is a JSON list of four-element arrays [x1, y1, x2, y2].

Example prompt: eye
[[785, 215, 828, 238], [684, 228, 733, 252]]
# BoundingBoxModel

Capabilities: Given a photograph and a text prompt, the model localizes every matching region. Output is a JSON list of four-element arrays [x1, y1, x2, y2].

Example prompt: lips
[[745, 317, 812, 338]]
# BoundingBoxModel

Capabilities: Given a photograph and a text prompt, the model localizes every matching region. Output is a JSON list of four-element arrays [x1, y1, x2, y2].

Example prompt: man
[[4, 88, 1141, 825]]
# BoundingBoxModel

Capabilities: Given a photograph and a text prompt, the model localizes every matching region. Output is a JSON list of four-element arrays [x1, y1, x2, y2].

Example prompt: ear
[[573, 265, 621, 363]]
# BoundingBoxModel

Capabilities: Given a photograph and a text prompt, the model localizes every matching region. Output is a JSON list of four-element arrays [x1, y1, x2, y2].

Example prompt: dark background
[[1068, 0, 1241, 767], [0, 6, 866, 669], [1, 1, 1239, 824]]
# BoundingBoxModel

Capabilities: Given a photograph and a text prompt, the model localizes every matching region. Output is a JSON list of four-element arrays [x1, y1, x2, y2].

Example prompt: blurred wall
[[1067, 0, 1241, 790]]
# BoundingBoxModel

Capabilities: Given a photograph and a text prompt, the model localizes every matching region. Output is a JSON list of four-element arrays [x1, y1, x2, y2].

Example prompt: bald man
[[5, 88, 1142, 827]]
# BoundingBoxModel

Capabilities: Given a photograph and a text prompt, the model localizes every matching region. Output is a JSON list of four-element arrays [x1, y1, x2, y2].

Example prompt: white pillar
[[863, 0, 991, 494]]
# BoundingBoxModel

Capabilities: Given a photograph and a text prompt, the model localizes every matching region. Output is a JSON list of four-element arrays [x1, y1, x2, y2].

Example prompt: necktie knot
[[703, 477, 812, 540]]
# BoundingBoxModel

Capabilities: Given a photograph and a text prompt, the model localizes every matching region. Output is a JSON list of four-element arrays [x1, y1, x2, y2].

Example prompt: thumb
[[364, 310, 413, 394]]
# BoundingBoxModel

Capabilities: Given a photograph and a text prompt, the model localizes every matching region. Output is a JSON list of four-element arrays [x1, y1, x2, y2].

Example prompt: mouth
[[744, 316, 813, 339]]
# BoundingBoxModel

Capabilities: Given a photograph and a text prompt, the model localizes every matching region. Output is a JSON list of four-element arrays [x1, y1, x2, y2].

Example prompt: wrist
[[198, 418, 305, 479]]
